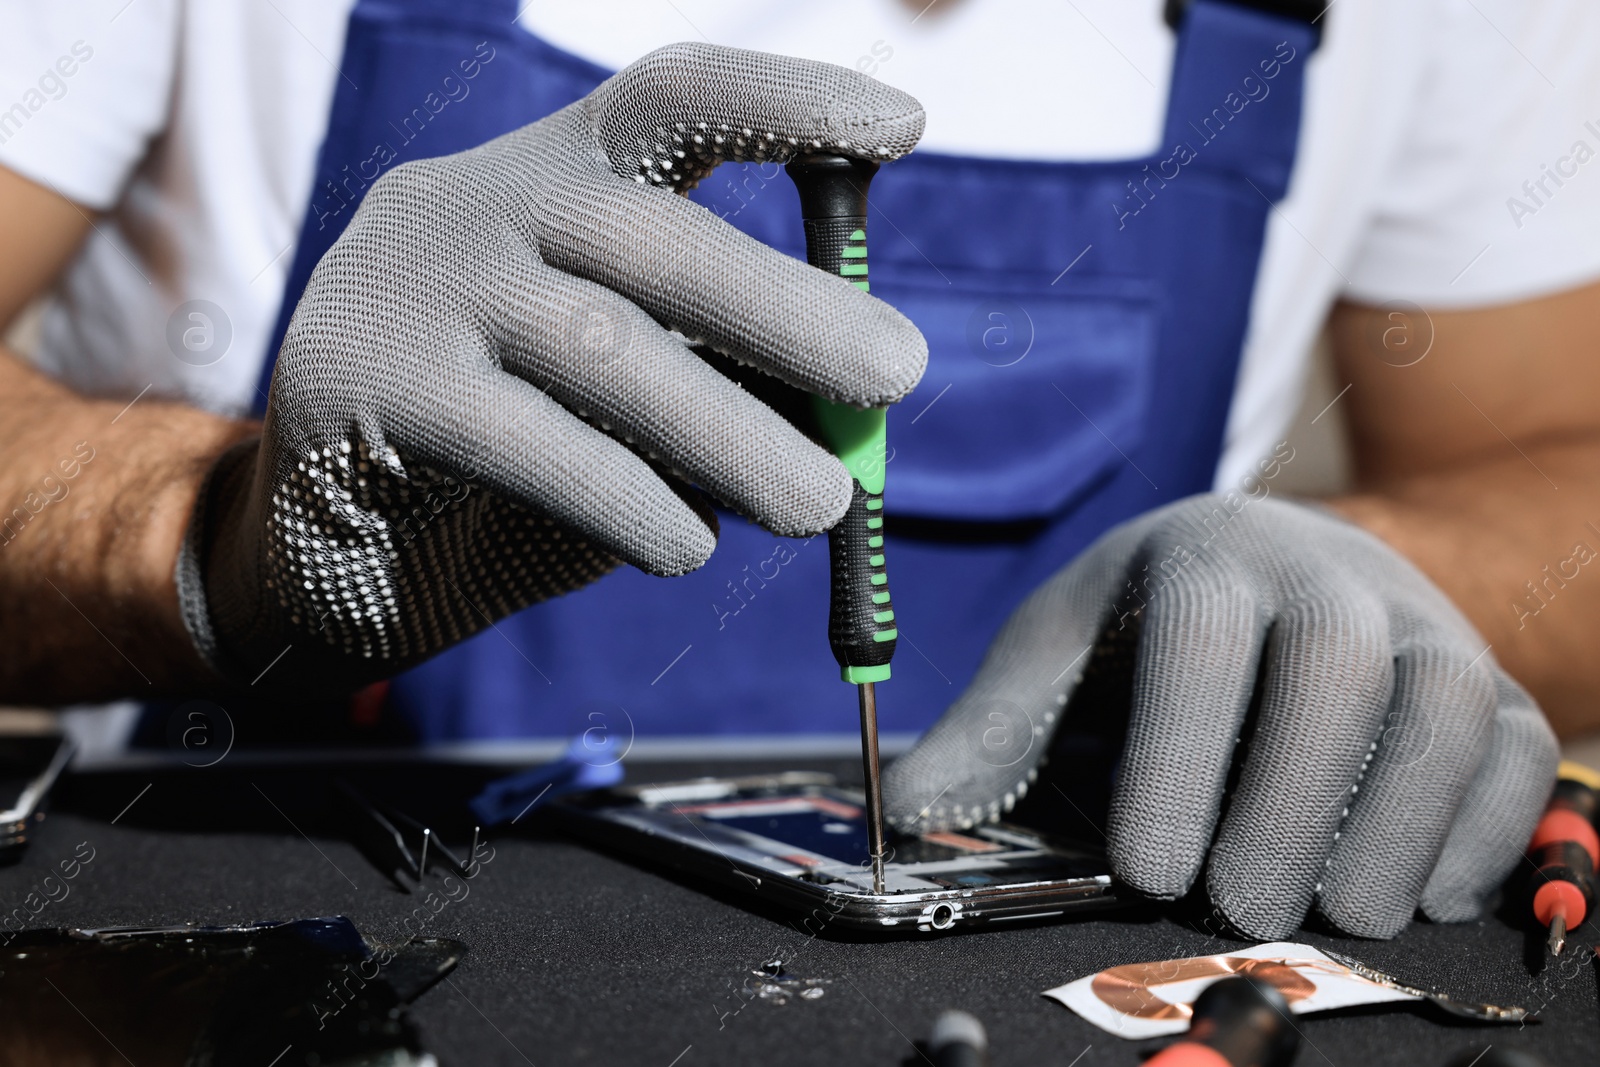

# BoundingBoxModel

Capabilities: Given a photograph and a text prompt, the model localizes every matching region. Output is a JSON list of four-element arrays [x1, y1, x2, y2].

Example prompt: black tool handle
[[785, 153, 897, 682], [1145, 977, 1298, 1067], [826, 481, 893, 676]]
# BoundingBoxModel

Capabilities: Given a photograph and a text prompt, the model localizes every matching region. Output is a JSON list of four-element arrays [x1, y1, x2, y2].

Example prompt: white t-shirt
[[4, 0, 1600, 489]]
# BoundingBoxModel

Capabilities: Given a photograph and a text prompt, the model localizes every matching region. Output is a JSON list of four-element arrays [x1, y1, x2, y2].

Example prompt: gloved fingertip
[[746, 452, 852, 538], [1317, 893, 1415, 940], [872, 322, 931, 406], [1207, 866, 1311, 942], [880, 717, 1047, 837], [829, 82, 926, 161], [604, 42, 925, 164], [611, 489, 719, 577], [666, 475, 721, 539], [1105, 831, 1174, 900], [1418, 881, 1488, 925], [634, 520, 718, 578], [1211, 899, 1304, 943], [1105, 805, 1207, 902], [820, 305, 928, 408]]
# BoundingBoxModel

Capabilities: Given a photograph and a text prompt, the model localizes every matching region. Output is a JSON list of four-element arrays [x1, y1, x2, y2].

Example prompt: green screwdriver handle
[[785, 153, 898, 685]]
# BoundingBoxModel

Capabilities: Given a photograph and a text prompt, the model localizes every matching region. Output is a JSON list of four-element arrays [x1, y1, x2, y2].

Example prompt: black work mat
[[9, 757, 1598, 1066]]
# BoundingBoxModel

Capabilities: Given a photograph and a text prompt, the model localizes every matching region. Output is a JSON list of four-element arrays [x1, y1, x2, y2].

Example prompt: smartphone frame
[[551, 771, 1123, 934], [0, 733, 74, 861]]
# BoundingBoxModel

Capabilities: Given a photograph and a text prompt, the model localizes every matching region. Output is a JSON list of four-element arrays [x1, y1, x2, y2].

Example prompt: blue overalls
[[261, 0, 1315, 742]]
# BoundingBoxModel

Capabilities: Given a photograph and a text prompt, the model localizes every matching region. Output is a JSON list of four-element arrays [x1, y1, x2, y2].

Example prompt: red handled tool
[[1528, 761, 1600, 956], [1143, 977, 1299, 1067]]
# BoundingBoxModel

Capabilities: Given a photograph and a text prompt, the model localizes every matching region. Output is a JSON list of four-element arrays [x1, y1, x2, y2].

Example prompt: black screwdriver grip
[[802, 215, 870, 284], [827, 483, 895, 674], [1552, 776, 1600, 823], [786, 153, 897, 682]]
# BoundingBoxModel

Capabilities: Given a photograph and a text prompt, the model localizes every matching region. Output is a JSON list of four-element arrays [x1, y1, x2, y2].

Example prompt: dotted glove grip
[[176, 46, 927, 692]]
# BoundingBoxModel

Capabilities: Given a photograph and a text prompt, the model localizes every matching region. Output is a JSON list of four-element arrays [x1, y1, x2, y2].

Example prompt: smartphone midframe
[[552, 772, 1124, 934], [0, 732, 74, 860]]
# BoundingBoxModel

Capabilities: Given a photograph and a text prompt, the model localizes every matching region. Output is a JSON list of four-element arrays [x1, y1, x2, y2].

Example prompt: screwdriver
[[785, 153, 898, 895], [1143, 977, 1300, 1067], [1527, 760, 1600, 956]]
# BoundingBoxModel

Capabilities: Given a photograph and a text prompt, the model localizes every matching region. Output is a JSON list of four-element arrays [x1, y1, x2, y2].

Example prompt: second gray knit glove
[[176, 43, 927, 689], [884, 494, 1558, 940]]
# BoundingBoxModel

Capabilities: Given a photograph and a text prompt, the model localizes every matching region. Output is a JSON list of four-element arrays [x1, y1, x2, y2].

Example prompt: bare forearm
[[0, 348, 254, 702], [1331, 438, 1600, 738]]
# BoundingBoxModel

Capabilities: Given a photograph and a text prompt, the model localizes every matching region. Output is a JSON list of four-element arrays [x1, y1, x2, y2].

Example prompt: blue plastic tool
[[468, 732, 625, 827]]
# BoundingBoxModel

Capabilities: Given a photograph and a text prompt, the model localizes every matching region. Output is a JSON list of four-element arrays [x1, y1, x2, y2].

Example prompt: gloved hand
[[175, 43, 927, 688], [884, 493, 1559, 939]]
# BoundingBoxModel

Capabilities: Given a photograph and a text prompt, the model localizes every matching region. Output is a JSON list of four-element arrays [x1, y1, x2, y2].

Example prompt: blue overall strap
[[1162, 0, 1316, 199], [252, 0, 608, 414]]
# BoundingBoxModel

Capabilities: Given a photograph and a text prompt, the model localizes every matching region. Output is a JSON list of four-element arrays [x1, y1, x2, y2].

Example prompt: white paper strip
[[1042, 941, 1418, 1040]]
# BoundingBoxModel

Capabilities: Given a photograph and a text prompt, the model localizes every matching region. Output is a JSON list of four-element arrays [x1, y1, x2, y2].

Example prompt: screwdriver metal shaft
[[785, 153, 899, 896], [1548, 911, 1567, 957], [858, 680, 887, 893]]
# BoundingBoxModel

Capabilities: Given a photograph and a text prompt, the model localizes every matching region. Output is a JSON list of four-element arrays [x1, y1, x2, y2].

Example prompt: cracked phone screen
[[0, 916, 459, 1066]]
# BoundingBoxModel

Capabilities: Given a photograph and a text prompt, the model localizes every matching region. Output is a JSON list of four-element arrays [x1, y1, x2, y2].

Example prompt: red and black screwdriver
[[1143, 977, 1300, 1067], [1527, 760, 1600, 956]]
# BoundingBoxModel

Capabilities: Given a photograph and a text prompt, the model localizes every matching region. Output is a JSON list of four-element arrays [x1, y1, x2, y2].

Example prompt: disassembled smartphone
[[0, 731, 74, 863], [552, 772, 1122, 934]]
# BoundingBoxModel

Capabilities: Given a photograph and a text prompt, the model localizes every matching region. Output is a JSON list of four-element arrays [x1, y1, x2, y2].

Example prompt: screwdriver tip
[[1548, 914, 1568, 957]]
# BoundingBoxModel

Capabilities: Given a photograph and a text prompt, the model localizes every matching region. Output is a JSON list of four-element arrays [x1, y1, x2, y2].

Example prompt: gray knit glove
[[884, 494, 1558, 940], [176, 43, 926, 688]]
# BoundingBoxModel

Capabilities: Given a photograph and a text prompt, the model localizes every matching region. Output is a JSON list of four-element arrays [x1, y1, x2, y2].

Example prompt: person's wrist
[[99, 401, 258, 695], [0, 347, 260, 701]]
